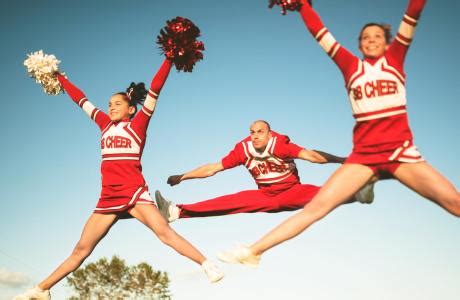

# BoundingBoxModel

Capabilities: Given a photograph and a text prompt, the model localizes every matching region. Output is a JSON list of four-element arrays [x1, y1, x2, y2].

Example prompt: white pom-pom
[[24, 50, 65, 95]]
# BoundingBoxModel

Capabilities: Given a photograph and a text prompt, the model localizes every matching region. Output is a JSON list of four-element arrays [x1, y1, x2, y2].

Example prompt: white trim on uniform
[[125, 124, 142, 144], [128, 187, 145, 205], [318, 32, 338, 56], [78, 97, 88, 107], [241, 142, 252, 166], [381, 58, 405, 84], [255, 172, 294, 184], [269, 136, 277, 154], [102, 156, 139, 161], [347, 60, 364, 90], [355, 109, 407, 122], [397, 22, 415, 44]]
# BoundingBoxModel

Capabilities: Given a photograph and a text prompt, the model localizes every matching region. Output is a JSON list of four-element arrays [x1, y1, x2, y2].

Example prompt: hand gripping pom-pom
[[157, 17, 204, 72], [24, 50, 65, 95], [268, 0, 307, 15]]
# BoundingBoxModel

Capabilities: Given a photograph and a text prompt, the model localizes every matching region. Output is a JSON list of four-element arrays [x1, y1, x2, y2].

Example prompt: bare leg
[[393, 161, 460, 216], [129, 204, 206, 264], [250, 164, 374, 255], [38, 213, 118, 290]]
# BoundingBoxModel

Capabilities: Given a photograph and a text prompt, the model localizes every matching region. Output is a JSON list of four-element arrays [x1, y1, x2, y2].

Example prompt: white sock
[[168, 205, 180, 222]]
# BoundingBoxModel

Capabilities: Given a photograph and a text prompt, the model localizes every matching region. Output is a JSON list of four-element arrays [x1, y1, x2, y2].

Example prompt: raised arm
[[142, 59, 172, 118], [130, 59, 173, 134], [387, 0, 427, 66], [56, 73, 110, 130], [297, 0, 357, 78], [167, 162, 224, 186], [297, 149, 346, 164]]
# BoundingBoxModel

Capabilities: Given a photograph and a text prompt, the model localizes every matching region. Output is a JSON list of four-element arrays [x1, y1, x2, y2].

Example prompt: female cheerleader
[[15, 59, 223, 299], [219, 0, 459, 266]]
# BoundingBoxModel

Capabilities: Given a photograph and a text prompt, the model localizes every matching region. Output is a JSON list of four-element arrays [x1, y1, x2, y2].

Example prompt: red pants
[[178, 183, 320, 218]]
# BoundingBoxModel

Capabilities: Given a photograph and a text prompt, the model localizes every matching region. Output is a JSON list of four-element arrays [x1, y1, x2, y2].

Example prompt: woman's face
[[108, 94, 135, 122], [359, 25, 388, 59]]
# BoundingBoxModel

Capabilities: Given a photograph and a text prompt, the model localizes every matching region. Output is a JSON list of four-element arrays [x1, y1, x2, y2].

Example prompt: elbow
[[204, 171, 216, 177]]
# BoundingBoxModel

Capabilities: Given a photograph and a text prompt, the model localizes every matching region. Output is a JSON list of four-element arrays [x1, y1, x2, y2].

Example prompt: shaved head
[[250, 120, 271, 131], [249, 120, 272, 152]]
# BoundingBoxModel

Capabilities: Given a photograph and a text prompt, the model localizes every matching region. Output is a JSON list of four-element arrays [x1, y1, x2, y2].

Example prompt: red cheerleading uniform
[[57, 59, 172, 215], [299, 0, 426, 177], [177, 132, 320, 218]]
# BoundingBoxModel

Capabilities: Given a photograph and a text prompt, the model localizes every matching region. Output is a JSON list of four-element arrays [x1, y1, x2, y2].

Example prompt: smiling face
[[108, 94, 135, 122], [250, 121, 272, 152], [359, 25, 389, 59]]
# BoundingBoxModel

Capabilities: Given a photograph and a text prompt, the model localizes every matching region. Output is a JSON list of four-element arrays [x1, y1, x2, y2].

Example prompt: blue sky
[[1, 0, 458, 299]]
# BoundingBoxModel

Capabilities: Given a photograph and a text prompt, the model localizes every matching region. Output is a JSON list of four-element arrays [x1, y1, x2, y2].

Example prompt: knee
[[301, 201, 330, 222], [441, 192, 460, 217], [71, 242, 92, 261], [155, 225, 176, 245], [451, 193, 460, 217]]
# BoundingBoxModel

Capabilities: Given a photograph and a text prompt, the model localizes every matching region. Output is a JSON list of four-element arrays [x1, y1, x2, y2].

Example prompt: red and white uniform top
[[221, 132, 303, 191], [57, 60, 171, 186], [300, 0, 426, 160]]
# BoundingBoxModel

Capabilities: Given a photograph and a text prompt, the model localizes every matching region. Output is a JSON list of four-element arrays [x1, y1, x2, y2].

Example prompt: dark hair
[[116, 82, 148, 116], [359, 23, 393, 44]]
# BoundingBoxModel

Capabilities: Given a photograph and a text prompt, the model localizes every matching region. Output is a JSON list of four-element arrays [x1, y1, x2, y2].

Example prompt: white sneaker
[[155, 191, 179, 222], [201, 260, 224, 283], [354, 182, 375, 204], [217, 244, 261, 268], [13, 286, 50, 300]]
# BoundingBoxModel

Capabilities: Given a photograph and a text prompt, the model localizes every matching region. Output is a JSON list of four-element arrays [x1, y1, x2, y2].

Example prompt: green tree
[[67, 255, 171, 299]]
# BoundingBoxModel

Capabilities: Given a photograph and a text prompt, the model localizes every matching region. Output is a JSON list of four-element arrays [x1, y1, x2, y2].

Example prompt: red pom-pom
[[268, 0, 306, 15], [157, 17, 204, 72]]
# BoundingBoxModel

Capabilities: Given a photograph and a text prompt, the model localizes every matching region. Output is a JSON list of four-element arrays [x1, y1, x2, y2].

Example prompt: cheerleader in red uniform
[[15, 60, 223, 299], [155, 120, 374, 222], [219, 0, 459, 267]]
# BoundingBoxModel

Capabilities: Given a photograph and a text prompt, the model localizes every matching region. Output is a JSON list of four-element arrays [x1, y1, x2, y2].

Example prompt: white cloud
[[0, 269, 31, 287]]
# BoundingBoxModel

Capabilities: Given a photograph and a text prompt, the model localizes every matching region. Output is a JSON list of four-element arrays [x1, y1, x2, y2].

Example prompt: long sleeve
[[56, 74, 110, 130], [386, 0, 427, 69], [221, 143, 245, 170], [130, 59, 173, 136], [298, 1, 359, 82]]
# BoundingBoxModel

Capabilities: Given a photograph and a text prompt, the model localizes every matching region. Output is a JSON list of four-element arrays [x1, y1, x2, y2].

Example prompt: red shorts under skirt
[[346, 140, 425, 179], [94, 184, 154, 217]]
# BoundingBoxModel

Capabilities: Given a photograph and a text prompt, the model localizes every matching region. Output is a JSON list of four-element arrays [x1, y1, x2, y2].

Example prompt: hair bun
[[126, 82, 147, 105]]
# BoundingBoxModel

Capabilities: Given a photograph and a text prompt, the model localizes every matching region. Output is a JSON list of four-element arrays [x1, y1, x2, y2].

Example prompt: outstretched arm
[[56, 73, 110, 130], [131, 59, 173, 135], [388, 0, 427, 65], [297, 149, 345, 164], [142, 59, 172, 118], [167, 162, 224, 186], [297, 0, 357, 78]]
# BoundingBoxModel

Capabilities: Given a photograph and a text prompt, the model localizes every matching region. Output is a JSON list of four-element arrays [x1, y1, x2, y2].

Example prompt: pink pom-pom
[[157, 17, 204, 72]]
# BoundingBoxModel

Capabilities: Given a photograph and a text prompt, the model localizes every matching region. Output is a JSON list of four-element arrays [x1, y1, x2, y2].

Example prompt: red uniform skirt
[[94, 184, 155, 217], [346, 140, 424, 178]]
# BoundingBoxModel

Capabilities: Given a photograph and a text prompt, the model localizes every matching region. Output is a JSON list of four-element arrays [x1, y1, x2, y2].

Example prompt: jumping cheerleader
[[219, 0, 459, 266], [155, 120, 374, 223], [15, 57, 223, 299]]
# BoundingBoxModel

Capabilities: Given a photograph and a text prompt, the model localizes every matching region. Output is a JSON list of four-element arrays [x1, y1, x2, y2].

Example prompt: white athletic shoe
[[355, 182, 375, 204], [155, 191, 179, 222], [201, 260, 224, 283], [13, 286, 50, 300], [217, 244, 261, 268]]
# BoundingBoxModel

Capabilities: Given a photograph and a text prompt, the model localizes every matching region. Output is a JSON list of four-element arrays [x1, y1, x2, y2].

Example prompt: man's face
[[250, 121, 272, 152]]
